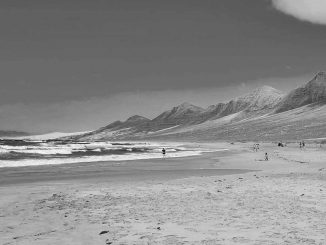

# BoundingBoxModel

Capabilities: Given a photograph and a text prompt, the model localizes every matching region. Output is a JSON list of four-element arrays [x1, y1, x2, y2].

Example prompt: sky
[[0, 0, 326, 133]]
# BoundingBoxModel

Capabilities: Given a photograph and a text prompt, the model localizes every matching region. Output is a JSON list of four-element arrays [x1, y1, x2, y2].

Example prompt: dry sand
[[0, 142, 326, 245]]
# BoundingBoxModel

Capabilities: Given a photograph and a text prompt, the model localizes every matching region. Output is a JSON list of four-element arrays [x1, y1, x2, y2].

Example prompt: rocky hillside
[[196, 86, 284, 123], [275, 72, 326, 113], [72, 115, 150, 141], [151, 102, 205, 127]]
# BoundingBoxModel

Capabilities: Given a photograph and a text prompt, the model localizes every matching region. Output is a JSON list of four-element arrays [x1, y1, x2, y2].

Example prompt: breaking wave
[[0, 139, 217, 168]]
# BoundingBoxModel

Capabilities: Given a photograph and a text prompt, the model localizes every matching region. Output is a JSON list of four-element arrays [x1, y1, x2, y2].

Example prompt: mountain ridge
[[68, 72, 326, 141]]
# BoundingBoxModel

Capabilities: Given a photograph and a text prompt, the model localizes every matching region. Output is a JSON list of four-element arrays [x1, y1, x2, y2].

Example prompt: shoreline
[[0, 149, 253, 186]]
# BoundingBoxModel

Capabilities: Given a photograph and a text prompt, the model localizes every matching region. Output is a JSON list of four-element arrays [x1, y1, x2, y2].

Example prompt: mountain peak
[[173, 102, 203, 111], [230, 85, 284, 112], [239, 85, 283, 101], [152, 102, 204, 125], [176, 102, 200, 109], [178, 102, 192, 107], [125, 115, 150, 122], [251, 85, 283, 96]]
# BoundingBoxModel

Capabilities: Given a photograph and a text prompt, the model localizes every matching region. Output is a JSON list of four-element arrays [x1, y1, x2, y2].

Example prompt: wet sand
[[0, 151, 251, 186]]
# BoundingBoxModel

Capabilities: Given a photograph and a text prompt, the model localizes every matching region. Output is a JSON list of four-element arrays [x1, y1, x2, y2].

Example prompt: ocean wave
[[0, 139, 222, 168], [0, 150, 207, 168]]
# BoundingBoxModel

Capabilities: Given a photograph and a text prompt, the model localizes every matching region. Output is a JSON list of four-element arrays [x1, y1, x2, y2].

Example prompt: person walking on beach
[[162, 148, 166, 158], [265, 152, 269, 161]]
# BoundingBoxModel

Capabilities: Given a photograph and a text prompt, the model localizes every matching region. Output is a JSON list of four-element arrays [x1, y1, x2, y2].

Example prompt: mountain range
[[70, 72, 326, 142]]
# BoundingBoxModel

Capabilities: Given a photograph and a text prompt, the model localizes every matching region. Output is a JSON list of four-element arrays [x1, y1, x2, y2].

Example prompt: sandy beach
[[1, 142, 326, 245]]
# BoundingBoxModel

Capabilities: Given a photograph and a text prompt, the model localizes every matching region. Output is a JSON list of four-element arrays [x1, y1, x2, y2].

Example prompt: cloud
[[271, 0, 326, 25]]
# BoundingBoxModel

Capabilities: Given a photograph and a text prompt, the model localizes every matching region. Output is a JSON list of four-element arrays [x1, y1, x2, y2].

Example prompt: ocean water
[[0, 139, 217, 168]]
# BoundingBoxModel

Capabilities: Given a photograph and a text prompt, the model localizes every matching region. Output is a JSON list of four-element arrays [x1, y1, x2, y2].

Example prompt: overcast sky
[[0, 0, 326, 133]]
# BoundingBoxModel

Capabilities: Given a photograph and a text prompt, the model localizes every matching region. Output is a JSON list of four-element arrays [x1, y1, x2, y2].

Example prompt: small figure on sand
[[162, 148, 166, 158], [265, 152, 269, 161], [299, 141, 305, 149]]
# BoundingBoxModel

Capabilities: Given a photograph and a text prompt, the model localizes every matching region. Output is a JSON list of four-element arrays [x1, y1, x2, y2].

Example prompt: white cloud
[[271, 0, 326, 25]]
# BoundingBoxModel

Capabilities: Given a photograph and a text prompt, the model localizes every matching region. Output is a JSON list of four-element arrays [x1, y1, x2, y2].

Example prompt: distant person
[[162, 148, 166, 158], [299, 142, 302, 149], [265, 152, 269, 161], [302, 141, 305, 148]]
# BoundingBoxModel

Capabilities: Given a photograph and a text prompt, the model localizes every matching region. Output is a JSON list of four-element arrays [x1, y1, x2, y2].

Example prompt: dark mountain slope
[[275, 72, 326, 113]]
